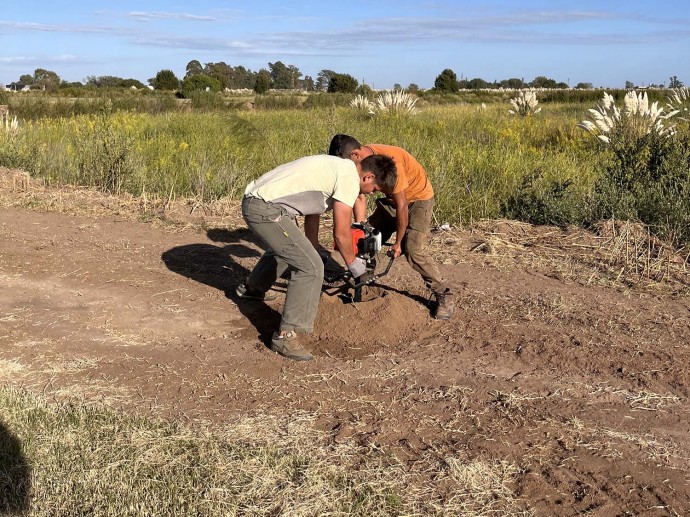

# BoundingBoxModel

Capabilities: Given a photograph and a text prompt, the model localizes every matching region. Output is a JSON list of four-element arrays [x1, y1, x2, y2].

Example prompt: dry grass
[[443, 459, 530, 516], [0, 167, 245, 233], [42, 356, 106, 374], [619, 389, 684, 411], [592, 220, 690, 284], [491, 389, 544, 413], [460, 219, 690, 294], [600, 427, 687, 467], [48, 381, 138, 406], [0, 359, 25, 375], [576, 382, 686, 411], [540, 414, 689, 470], [415, 384, 474, 406], [0, 386, 531, 516]]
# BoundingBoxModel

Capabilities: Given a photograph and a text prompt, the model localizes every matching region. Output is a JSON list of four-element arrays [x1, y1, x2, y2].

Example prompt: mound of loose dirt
[[311, 286, 430, 359]]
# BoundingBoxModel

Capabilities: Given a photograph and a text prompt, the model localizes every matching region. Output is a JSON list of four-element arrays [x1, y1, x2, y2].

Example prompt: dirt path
[[1, 169, 689, 514]]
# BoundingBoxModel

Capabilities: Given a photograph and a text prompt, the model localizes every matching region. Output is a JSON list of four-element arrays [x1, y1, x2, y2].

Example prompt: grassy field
[[0, 94, 604, 224], [1, 88, 689, 243]]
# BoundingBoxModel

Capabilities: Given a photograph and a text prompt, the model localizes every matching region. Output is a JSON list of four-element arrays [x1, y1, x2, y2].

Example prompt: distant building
[[5, 82, 29, 91]]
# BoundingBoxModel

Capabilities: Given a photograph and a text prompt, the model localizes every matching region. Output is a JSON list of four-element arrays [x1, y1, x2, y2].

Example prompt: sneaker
[[433, 288, 455, 320], [270, 331, 313, 361], [236, 283, 277, 301]]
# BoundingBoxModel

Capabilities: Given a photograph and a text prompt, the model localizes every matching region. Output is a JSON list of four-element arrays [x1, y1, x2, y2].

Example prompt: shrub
[[501, 171, 586, 227], [350, 94, 373, 112], [355, 84, 374, 97], [434, 69, 459, 93], [0, 113, 21, 169], [254, 72, 270, 94], [151, 69, 180, 91], [370, 90, 418, 116], [69, 108, 137, 194], [180, 74, 222, 97], [508, 90, 541, 117], [253, 94, 304, 110], [539, 89, 604, 104], [578, 90, 678, 144], [666, 86, 690, 120], [349, 91, 418, 117], [582, 92, 690, 246], [302, 93, 352, 109], [6, 93, 181, 119], [186, 91, 226, 111], [327, 74, 358, 93]]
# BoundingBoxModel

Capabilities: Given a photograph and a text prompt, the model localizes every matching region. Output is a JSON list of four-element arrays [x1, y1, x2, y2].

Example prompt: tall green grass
[[4, 93, 181, 119], [0, 103, 600, 222], [2, 97, 688, 245]]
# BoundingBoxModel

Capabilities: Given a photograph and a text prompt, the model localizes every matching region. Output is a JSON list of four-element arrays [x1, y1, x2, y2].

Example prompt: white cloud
[[0, 20, 111, 33], [0, 54, 89, 65], [127, 11, 216, 22], [131, 34, 253, 51], [253, 10, 690, 50]]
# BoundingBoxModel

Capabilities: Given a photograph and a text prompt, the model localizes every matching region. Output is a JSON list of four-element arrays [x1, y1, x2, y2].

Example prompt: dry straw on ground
[[1, 387, 530, 516], [461, 219, 689, 292]]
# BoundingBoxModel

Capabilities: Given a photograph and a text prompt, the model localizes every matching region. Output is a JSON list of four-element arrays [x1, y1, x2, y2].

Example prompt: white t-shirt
[[244, 155, 360, 216]]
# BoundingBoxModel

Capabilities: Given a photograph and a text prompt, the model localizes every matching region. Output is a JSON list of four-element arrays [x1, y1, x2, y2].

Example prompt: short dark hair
[[328, 134, 361, 158], [361, 155, 397, 194]]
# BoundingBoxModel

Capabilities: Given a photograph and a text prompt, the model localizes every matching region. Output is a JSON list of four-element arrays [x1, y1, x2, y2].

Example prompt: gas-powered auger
[[323, 222, 395, 302]]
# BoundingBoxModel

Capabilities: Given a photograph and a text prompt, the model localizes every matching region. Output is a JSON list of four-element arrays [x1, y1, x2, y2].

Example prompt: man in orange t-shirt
[[328, 134, 454, 320]]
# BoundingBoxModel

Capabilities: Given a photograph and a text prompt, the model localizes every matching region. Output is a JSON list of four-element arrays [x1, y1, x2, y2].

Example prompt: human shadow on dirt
[[161, 228, 281, 345], [375, 283, 431, 307], [0, 420, 30, 513]]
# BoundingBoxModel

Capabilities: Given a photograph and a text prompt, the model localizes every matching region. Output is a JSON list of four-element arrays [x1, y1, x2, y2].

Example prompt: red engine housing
[[334, 227, 366, 255]]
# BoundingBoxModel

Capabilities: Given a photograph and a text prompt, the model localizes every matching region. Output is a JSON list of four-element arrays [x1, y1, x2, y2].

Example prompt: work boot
[[236, 282, 277, 301], [270, 331, 313, 361], [433, 288, 455, 320]]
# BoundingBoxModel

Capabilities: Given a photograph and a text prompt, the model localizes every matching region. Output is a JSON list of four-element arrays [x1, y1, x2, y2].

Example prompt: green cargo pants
[[241, 196, 324, 333], [368, 196, 447, 293]]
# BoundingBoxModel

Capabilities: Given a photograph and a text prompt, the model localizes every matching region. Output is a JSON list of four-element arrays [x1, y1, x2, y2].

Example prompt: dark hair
[[361, 155, 397, 194], [328, 134, 361, 158]]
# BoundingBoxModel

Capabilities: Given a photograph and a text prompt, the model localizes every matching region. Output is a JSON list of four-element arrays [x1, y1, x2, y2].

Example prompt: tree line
[[151, 62, 364, 96], [7, 64, 685, 94], [7, 61, 362, 95]]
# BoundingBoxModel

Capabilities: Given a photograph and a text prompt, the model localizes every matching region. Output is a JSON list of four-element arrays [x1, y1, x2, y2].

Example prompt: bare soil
[[1, 168, 689, 515]]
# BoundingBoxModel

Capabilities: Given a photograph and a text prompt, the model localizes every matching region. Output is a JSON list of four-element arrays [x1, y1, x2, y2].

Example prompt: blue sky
[[1, 0, 689, 89]]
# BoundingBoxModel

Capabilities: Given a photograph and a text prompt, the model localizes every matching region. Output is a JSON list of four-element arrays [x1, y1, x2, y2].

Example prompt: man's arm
[[391, 191, 408, 258], [304, 214, 321, 248], [332, 200, 356, 265], [353, 194, 367, 223]]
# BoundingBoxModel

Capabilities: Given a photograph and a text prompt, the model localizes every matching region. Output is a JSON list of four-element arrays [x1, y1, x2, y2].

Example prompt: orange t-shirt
[[366, 144, 434, 202]]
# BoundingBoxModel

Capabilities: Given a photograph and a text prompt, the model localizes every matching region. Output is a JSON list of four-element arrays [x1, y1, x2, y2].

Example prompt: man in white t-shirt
[[238, 154, 397, 361]]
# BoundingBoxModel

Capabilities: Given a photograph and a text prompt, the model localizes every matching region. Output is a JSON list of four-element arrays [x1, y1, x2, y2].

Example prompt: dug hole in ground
[[0, 167, 689, 514]]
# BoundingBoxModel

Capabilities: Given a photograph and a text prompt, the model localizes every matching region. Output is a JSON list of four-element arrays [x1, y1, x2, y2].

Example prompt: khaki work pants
[[368, 196, 447, 293], [241, 196, 324, 333]]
